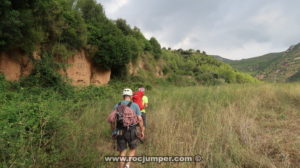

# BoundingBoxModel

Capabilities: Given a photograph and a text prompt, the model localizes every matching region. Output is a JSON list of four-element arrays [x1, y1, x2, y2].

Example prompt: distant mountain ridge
[[223, 43, 300, 82], [210, 55, 232, 63]]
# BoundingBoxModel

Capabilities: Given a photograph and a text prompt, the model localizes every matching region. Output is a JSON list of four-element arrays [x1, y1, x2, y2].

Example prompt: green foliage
[[149, 37, 162, 59], [287, 71, 300, 82], [0, 81, 116, 167], [20, 53, 73, 95], [60, 2, 87, 49], [90, 23, 131, 70], [2, 83, 299, 167], [78, 0, 145, 74], [0, 1, 297, 167], [0, 76, 128, 167], [167, 74, 197, 86], [0, 90, 66, 167], [1, 0, 257, 87], [144, 40, 152, 51], [162, 49, 257, 86], [229, 52, 284, 74], [229, 43, 300, 82], [126, 36, 143, 61], [116, 19, 132, 35], [0, 0, 161, 79], [0, 74, 8, 91], [78, 0, 106, 24], [0, 0, 87, 55], [0, 0, 43, 53], [51, 43, 74, 59]]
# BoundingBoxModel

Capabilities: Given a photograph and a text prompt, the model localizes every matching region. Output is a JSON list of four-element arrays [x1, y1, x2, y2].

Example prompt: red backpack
[[107, 102, 138, 128], [133, 91, 144, 110]]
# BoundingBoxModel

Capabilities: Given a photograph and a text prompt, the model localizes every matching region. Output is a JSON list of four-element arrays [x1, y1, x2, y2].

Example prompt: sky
[[97, 0, 300, 60]]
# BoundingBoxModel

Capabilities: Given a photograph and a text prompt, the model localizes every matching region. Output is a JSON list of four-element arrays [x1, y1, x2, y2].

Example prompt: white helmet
[[122, 88, 133, 96]]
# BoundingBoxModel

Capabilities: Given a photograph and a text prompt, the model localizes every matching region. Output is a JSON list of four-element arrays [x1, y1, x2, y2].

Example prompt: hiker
[[107, 88, 144, 168], [132, 88, 148, 128], [135, 88, 148, 127]]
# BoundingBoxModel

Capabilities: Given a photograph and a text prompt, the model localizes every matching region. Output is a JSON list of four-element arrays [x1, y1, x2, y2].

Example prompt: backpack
[[133, 91, 144, 110], [107, 102, 138, 129]]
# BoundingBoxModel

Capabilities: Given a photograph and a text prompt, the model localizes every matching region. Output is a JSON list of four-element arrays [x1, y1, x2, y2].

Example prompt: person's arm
[[137, 115, 145, 138], [110, 104, 118, 136], [144, 103, 148, 108], [135, 104, 145, 138], [111, 122, 116, 131]]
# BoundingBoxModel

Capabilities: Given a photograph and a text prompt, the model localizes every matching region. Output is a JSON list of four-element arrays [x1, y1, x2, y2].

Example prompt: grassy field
[[1, 83, 300, 168], [93, 84, 300, 168]]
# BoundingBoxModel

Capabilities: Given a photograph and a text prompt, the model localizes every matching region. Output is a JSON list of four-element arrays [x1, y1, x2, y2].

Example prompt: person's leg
[[119, 149, 127, 168], [117, 135, 127, 168], [126, 148, 136, 167], [126, 127, 139, 167], [141, 112, 146, 127]]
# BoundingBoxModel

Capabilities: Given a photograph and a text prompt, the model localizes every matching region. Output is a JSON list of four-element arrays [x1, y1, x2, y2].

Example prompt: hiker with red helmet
[[107, 88, 144, 168], [133, 88, 148, 128]]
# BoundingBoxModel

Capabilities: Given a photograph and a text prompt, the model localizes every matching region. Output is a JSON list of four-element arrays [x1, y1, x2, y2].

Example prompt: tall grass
[[141, 84, 300, 167], [96, 84, 300, 168], [1, 83, 300, 167]]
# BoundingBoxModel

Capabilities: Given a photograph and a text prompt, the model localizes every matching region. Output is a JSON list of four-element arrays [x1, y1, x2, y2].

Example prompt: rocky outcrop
[[62, 50, 92, 86], [0, 52, 33, 81], [91, 67, 111, 85], [61, 50, 111, 86], [128, 62, 138, 75], [128, 57, 164, 77], [20, 56, 34, 77], [0, 50, 111, 86], [0, 53, 21, 81], [128, 58, 145, 76], [155, 66, 163, 77]]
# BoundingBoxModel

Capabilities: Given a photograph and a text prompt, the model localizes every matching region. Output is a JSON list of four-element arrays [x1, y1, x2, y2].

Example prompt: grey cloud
[[98, 0, 300, 59]]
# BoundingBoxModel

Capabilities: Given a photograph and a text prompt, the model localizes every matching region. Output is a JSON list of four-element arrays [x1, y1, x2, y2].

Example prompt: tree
[[144, 40, 152, 52], [78, 0, 106, 24], [88, 20, 131, 70], [116, 19, 132, 35], [126, 36, 143, 61], [60, 1, 87, 49], [149, 37, 162, 59], [0, 0, 42, 53]]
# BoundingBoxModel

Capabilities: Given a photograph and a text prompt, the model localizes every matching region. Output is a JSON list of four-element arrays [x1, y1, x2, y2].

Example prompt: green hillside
[[228, 43, 300, 82], [229, 52, 284, 74]]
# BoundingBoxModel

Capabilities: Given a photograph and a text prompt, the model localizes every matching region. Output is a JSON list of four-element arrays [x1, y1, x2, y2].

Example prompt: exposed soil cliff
[[0, 52, 33, 81], [0, 50, 111, 86], [128, 56, 164, 77]]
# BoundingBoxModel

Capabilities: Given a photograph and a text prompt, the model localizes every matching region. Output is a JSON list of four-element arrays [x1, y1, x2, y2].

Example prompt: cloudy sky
[[97, 0, 300, 60]]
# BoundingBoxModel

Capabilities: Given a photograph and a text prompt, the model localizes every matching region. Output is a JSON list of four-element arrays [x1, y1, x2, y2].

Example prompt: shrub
[[149, 37, 162, 59], [20, 53, 73, 95], [167, 74, 197, 86], [0, 87, 68, 167], [0, 74, 8, 91]]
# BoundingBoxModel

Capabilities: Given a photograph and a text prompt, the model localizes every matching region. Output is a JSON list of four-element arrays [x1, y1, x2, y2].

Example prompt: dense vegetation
[[1, 1, 299, 168], [162, 49, 257, 85], [0, 74, 146, 167], [0, 2, 264, 167], [0, 0, 162, 77], [0, 0, 258, 84], [1, 75, 299, 167]]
